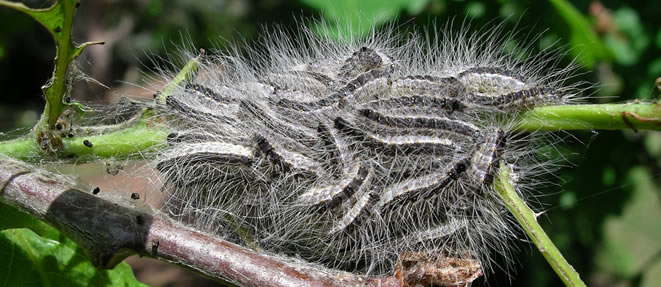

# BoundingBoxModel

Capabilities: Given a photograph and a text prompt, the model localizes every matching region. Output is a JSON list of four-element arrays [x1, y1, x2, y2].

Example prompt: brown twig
[[0, 156, 407, 287], [620, 111, 661, 133]]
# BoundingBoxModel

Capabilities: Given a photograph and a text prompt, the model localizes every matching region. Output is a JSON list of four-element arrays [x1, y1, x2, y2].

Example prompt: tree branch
[[0, 156, 406, 287]]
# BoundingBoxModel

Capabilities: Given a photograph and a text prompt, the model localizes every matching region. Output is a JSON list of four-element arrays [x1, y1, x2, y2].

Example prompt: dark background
[[1, 0, 660, 286]]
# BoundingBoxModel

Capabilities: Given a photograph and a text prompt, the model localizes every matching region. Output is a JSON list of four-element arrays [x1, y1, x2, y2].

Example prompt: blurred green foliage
[[1, 0, 661, 286]]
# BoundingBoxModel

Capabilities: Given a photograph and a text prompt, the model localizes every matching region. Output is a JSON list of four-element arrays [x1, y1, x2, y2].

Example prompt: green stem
[[515, 102, 661, 131], [42, 0, 75, 128], [157, 49, 204, 104], [494, 162, 586, 287], [0, 124, 168, 163]]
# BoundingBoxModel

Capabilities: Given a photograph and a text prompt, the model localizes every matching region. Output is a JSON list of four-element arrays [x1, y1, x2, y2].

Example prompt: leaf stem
[[494, 162, 587, 287]]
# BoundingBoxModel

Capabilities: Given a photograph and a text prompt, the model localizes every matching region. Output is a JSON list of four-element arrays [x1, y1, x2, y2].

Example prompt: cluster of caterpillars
[[155, 45, 562, 274]]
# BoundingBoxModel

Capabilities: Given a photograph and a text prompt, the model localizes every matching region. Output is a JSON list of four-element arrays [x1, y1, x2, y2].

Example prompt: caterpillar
[[148, 20, 582, 280]]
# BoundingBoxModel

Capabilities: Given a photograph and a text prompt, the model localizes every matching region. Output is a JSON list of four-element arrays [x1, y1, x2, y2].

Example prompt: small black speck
[[151, 239, 159, 254], [83, 140, 93, 147], [130, 193, 140, 200], [55, 123, 63, 130], [75, 1, 80, 8], [153, 91, 161, 99], [92, 187, 100, 195], [54, 26, 62, 33], [136, 215, 144, 225], [68, 133, 74, 138]]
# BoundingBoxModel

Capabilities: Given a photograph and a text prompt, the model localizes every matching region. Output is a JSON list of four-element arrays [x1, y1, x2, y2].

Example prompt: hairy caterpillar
[[147, 21, 583, 280]]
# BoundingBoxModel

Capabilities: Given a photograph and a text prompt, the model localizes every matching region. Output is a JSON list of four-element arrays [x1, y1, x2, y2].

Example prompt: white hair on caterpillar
[[143, 18, 586, 279]]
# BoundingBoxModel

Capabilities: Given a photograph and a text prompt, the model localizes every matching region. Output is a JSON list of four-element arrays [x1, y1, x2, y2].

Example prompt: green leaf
[[603, 7, 649, 66], [0, 202, 146, 287], [0, 0, 65, 39], [548, 0, 611, 68], [0, 0, 102, 154], [301, 0, 419, 39], [0, 201, 64, 243]]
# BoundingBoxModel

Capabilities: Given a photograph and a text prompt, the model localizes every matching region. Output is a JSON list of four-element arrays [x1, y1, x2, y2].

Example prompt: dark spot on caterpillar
[[67, 133, 74, 138], [83, 140, 93, 148], [92, 187, 100, 195], [448, 158, 470, 180], [131, 193, 140, 200], [54, 27, 62, 33], [136, 215, 144, 225], [153, 91, 161, 99], [151, 239, 160, 255], [55, 123, 63, 130]]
